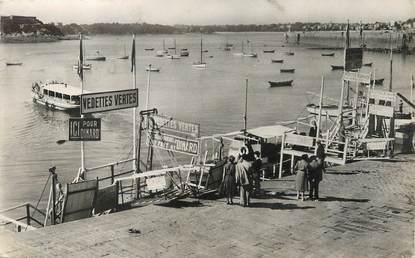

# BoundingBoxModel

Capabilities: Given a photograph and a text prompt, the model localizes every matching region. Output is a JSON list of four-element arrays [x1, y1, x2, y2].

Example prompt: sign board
[[369, 104, 394, 117], [343, 71, 371, 84], [285, 133, 314, 147], [80, 89, 138, 114], [369, 90, 396, 103], [345, 48, 363, 71], [152, 115, 200, 138], [69, 118, 101, 141], [366, 140, 387, 150], [150, 133, 199, 156], [146, 176, 166, 191]]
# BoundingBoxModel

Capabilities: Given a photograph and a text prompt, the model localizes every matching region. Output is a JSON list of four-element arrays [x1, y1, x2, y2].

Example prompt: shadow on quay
[[248, 202, 315, 210], [155, 200, 207, 209], [318, 196, 370, 203]]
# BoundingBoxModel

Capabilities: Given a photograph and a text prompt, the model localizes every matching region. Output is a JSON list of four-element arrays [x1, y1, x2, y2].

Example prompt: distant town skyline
[[0, 0, 414, 25]]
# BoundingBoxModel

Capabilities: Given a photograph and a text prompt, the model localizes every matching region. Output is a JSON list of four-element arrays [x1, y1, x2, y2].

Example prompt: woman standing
[[294, 154, 309, 201], [222, 155, 236, 205]]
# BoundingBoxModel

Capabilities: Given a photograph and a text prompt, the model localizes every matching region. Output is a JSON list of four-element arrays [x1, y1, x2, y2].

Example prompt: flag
[[78, 34, 83, 80], [345, 21, 350, 49], [131, 35, 136, 73]]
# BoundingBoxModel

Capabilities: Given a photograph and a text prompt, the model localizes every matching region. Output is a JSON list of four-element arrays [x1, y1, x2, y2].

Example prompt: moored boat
[[31, 81, 84, 111], [192, 32, 207, 69], [73, 63, 92, 70], [263, 49, 275, 53], [268, 80, 293, 87], [331, 65, 344, 70], [146, 67, 160, 72], [117, 55, 129, 60], [321, 53, 335, 56], [271, 59, 284, 63], [144, 48, 154, 51], [286, 51, 294, 55], [156, 50, 164, 57], [280, 68, 295, 73], [180, 50, 189, 57], [6, 62, 23, 66], [363, 62, 373, 66], [306, 103, 353, 117]]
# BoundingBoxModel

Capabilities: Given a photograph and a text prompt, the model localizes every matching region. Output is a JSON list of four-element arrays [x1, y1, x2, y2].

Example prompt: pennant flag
[[78, 34, 83, 80], [131, 35, 136, 73]]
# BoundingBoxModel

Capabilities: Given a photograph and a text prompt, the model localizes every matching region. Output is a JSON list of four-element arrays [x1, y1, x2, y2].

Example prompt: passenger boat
[[31, 81, 84, 111], [306, 103, 353, 117], [192, 32, 207, 69], [321, 53, 335, 56], [268, 80, 293, 87], [271, 59, 284, 63], [263, 49, 275, 53], [280, 68, 295, 73], [73, 64, 92, 70], [6, 62, 23, 66], [331, 65, 344, 70], [146, 67, 160, 72]]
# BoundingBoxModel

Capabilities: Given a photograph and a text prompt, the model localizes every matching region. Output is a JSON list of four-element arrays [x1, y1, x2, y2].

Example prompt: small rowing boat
[[263, 49, 275, 53], [144, 48, 154, 51], [286, 52, 294, 55], [87, 56, 106, 61], [331, 65, 344, 70], [268, 80, 293, 87], [6, 62, 23, 66], [271, 59, 284, 63], [280, 68, 295, 73], [321, 53, 335, 56], [146, 67, 160, 72]]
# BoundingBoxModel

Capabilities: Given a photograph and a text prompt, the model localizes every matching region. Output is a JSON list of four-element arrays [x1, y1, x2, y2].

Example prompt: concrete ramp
[[62, 179, 98, 223]]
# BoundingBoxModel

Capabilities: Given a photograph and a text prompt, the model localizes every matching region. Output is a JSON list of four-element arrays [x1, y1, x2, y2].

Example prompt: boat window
[[63, 94, 70, 100], [369, 98, 375, 104], [56, 92, 62, 98], [49, 91, 55, 97], [43, 89, 48, 95], [379, 100, 385, 105], [71, 95, 80, 104]]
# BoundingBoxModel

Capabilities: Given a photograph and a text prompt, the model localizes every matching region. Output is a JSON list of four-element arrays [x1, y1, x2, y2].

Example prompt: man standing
[[308, 156, 323, 201], [252, 151, 262, 195], [235, 155, 252, 207]]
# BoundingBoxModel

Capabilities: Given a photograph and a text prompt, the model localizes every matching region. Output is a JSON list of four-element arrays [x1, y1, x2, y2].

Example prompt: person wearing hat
[[222, 155, 236, 205]]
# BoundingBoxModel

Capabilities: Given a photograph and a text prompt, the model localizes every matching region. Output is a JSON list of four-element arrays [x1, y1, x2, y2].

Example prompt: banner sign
[[80, 89, 138, 114], [343, 71, 371, 84], [345, 48, 363, 71], [369, 90, 396, 104], [146, 176, 167, 191], [285, 133, 314, 147], [366, 140, 388, 150], [369, 104, 394, 117], [150, 133, 199, 156], [152, 115, 200, 138], [69, 118, 101, 141]]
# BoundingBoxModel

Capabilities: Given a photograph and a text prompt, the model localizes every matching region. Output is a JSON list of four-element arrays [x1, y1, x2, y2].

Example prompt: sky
[[0, 0, 414, 25]]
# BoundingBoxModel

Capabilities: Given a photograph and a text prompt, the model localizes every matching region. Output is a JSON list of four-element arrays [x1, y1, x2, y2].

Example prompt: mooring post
[[26, 204, 30, 226], [110, 165, 115, 184]]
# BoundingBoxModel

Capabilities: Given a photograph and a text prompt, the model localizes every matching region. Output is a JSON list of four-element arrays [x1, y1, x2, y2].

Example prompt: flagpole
[[132, 34, 137, 173], [244, 79, 248, 133], [146, 65, 151, 110], [79, 33, 86, 179]]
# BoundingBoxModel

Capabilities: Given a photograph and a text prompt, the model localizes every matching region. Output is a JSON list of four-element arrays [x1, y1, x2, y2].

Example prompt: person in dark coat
[[308, 156, 323, 201], [316, 140, 326, 173], [251, 151, 262, 194], [294, 154, 309, 201], [222, 155, 236, 205]]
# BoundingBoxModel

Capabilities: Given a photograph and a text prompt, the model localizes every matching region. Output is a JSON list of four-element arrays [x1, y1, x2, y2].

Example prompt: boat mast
[[200, 32, 203, 64], [316, 76, 325, 146], [79, 33, 86, 178], [244, 79, 248, 133], [338, 21, 350, 124], [389, 23, 393, 92], [132, 34, 137, 174]]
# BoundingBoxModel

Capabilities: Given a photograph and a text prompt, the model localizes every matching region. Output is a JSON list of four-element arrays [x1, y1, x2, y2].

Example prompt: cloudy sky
[[0, 0, 414, 25]]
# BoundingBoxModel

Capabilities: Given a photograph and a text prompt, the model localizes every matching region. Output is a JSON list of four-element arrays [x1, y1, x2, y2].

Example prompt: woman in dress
[[222, 155, 236, 205], [294, 154, 309, 201]]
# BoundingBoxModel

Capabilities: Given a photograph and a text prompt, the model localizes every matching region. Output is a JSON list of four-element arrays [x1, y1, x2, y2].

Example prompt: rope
[[25, 173, 51, 231]]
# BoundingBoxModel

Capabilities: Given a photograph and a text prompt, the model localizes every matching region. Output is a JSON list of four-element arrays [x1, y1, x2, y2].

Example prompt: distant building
[[0, 15, 43, 35]]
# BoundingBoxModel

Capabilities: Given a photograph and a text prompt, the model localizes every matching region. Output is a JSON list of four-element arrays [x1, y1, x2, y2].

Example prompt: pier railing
[[0, 203, 46, 232]]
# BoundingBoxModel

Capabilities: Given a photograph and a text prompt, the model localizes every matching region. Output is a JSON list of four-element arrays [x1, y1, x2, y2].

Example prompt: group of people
[[221, 147, 262, 207], [294, 141, 325, 201]]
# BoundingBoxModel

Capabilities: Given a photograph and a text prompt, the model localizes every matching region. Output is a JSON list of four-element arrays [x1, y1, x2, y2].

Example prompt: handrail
[[84, 158, 136, 172]]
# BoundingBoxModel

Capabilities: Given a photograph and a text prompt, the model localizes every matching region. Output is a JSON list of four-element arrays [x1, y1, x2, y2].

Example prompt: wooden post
[[278, 133, 285, 179], [315, 76, 324, 155], [290, 154, 295, 175], [51, 173, 56, 225], [110, 165, 115, 184], [343, 138, 349, 164], [26, 204, 31, 226]]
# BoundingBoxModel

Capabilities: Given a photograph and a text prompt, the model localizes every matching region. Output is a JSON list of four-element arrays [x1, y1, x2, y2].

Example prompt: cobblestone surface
[[1, 155, 414, 257]]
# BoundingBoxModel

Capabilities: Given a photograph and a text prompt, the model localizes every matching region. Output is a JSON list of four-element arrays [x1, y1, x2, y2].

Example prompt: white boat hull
[[192, 63, 207, 68], [306, 104, 352, 117]]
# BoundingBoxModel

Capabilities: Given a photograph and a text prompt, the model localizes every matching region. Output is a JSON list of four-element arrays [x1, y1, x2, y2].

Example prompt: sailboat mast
[[79, 33, 86, 177], [389, 24, 393, 92], [244, 79, 248, 132], [200, 32, 203, 63]]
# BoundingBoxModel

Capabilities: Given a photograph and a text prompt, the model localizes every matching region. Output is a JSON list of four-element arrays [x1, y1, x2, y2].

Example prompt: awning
[[246, 125, 294, 139]]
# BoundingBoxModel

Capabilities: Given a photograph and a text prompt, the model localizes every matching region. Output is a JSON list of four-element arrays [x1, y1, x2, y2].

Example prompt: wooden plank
[[369, 104, 394, 117], [285, 133, 314, 147], [62, 179, 98, 223]]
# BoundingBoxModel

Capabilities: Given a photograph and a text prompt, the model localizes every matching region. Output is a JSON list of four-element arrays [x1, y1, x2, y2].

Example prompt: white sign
[[152, 115, 200, 138], [285, 133, 314, 147], [150, 133, 199, 156], [369, 90, 396, 103], [369, 104, 394, 117], [343, 71, 371, 84], [81, 89, 138, 114], [366, 141, 387, 150], [146, 176, 166, 191]]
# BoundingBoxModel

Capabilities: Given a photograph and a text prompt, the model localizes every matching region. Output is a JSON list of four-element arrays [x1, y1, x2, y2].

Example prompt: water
[[0, 32, 414, 210]]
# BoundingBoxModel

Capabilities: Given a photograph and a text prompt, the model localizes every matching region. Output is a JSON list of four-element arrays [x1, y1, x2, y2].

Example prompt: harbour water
[[0, 32, 414, 210]]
